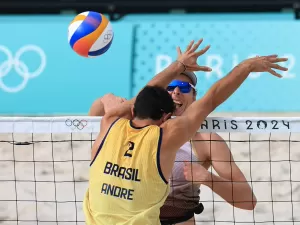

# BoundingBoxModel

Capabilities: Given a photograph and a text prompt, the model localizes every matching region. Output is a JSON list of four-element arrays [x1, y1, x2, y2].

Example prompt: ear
[[163, 112, 172, 122], [131, 106, 135, 118]]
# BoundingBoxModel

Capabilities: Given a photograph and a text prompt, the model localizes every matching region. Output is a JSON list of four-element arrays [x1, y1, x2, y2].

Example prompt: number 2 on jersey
[[124, 141, 135, 157]]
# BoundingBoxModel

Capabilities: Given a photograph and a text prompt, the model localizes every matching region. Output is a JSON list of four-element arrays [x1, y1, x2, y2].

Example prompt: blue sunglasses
[[167, 80, 195, 94]]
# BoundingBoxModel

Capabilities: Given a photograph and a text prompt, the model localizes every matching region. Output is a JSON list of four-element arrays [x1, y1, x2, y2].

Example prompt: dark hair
[[133, 85, 175, 120]]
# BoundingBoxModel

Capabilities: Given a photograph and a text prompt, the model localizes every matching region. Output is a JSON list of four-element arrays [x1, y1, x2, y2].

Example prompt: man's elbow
[[89, 98, 105, 116], [243, 195, 257, 210]]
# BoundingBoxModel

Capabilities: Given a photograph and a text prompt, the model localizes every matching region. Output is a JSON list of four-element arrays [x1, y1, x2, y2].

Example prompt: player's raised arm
[[103, 39, 212, 121], [162, 55, 288, 152], [124, 39, 211, 104]]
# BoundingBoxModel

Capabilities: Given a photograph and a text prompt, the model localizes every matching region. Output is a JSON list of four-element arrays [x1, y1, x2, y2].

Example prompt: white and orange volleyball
[[68, 11, 114, 58]]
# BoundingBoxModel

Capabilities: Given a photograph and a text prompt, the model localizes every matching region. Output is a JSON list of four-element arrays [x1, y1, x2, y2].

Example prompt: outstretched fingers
[[192, 65, 212, 72], [176, 46, 182, 56], [268, 62, 288, 71], [265, 56, 288, 77], [194, 45, 211, 57], [265, 54, 278, 58], [185, 40, 195, 52], [189, 39, 203, 53], [268, 57, 288, 63], [266, 68, 283, 78], [263, 56, 288, 78]]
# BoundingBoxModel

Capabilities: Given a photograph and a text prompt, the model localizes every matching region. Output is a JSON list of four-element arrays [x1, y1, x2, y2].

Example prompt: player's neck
[[131, 118, 161, 127]]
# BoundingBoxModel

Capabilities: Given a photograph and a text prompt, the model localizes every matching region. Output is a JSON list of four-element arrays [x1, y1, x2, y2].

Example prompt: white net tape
[[0, 116, 298, 133]]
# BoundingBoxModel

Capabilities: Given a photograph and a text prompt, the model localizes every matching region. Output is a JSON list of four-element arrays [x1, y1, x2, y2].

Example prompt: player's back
[[83, 118, 170, 225]]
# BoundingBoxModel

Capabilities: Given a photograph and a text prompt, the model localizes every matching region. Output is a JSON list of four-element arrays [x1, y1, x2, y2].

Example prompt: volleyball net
[[1, 116, 300, 225]]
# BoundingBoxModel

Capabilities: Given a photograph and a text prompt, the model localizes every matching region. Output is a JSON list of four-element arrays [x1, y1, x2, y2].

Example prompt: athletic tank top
[[162, 141, 202, 211], [83, 118, 170, 225]]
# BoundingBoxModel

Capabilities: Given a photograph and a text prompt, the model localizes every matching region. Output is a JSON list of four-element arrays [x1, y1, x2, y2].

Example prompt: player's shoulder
[[160, 116, 188, 136], [101, 114, 121, 130], [102, 114, 127, 125], [160, 116, 186, 128]]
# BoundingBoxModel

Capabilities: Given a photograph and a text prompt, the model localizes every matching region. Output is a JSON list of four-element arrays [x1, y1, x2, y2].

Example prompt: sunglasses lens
[[167, 86, 176, 92], [180, 86, 191, 93], [167, 85, 192, 93]]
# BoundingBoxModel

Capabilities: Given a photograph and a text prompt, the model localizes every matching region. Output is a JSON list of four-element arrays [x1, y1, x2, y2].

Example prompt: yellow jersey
[[83, 118, 169, 225]]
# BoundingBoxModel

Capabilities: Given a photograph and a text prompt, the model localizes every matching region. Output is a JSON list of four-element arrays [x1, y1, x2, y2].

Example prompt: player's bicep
[[210, 134, 246, 181]]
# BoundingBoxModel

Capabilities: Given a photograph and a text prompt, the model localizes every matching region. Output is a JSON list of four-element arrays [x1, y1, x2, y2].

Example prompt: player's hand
[[176, 39, 212, 72], [183, 161, 212, 184], [242, 55, 288, 78], [101, 93, 126, 113]]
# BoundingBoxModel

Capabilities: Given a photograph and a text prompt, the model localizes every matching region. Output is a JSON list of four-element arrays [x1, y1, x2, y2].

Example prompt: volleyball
[[68, 11, 114, 58]]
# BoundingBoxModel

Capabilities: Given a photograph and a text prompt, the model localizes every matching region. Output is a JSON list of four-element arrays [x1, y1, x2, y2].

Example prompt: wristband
[[176, 60, 187, 73]]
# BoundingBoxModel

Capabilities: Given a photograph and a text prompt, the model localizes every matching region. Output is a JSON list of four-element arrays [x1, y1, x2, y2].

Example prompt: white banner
[[0, 116, 299, 133]]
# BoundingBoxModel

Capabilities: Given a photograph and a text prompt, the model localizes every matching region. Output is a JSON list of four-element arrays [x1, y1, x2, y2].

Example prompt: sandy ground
[[1, 113, 300, 225]]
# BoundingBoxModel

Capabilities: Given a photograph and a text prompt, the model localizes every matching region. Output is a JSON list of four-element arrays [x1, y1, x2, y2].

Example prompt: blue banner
[[0, 16, 133, 115], [132, 17, 299, 112], [1, 13, 299, 114]]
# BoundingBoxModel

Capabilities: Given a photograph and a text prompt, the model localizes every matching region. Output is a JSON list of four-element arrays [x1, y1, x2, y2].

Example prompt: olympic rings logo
[[65, 119, 88, 130], [0, 45, 46, 93], [103, 30, 113, 43]]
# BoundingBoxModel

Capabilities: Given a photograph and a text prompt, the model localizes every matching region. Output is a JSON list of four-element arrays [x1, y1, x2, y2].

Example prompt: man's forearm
[[112, 102, 133, 119], [184, 62, 253, 128], [203, 173, 257, 210], [208, 62, 252, 110]]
